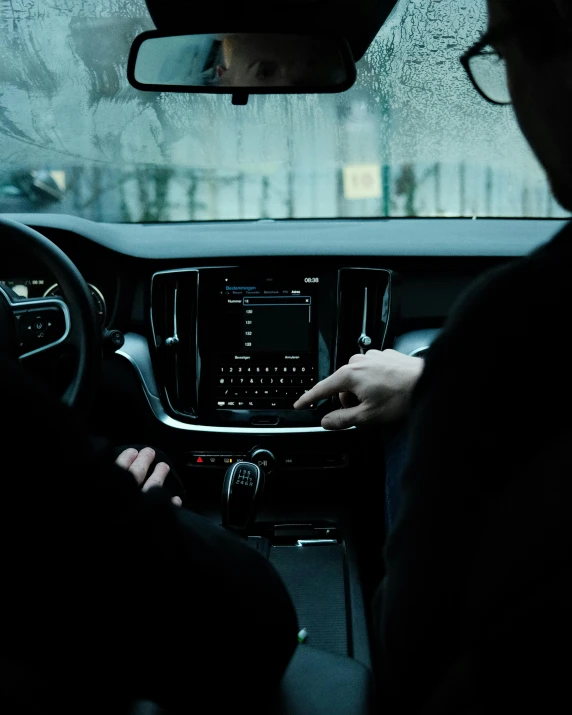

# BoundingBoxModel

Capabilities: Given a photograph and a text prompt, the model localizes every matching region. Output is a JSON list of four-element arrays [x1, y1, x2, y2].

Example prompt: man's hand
[[115, 447, 182, 506], [294, 349, 424, 430]]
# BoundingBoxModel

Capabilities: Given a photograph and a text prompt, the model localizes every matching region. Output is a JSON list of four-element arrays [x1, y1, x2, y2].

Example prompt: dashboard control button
[[249, 448, 276, 474], [191, 454, 207, 465], [278, 454, 348, 469], [186, 454, 246, 468], [109, 330, 124, 348], [281, 455, 297, 468]]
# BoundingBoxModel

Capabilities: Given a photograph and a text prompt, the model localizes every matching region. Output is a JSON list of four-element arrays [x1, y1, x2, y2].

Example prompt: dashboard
[[1, 213, 565, 452]]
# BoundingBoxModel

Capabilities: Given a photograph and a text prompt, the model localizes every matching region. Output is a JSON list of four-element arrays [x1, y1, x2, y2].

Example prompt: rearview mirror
[[127, 31, 356, 102]]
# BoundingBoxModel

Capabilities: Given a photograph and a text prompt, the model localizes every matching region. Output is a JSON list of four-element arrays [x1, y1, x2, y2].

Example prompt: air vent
[[335, 268, 398, 369], [150, 269, 199, 418]]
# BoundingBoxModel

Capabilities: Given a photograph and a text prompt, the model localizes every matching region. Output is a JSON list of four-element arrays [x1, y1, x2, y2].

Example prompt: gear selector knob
[[221, 461, 264, 533]]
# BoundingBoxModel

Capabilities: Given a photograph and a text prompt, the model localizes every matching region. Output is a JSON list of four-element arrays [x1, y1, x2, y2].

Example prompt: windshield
[[1, 0, 570, 222]]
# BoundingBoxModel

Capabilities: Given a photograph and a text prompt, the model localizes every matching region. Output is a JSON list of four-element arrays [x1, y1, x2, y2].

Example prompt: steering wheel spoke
[[13, 298, 71, 361], [1, 217, 101, 410]]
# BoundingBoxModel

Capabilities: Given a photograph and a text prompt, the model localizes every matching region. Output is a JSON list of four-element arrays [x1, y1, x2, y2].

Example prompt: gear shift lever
[[221, 461, 264, 533]]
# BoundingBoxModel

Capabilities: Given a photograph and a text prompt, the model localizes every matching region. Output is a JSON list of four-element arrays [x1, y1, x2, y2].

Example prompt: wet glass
[[0, 0, 569, 222]]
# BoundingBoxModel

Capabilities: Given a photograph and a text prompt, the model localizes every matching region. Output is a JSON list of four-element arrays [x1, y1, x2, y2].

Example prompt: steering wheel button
[[18, 314, 35, 337]]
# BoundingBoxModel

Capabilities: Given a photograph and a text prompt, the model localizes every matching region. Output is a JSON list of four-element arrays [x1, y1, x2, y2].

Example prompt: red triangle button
[[196, 456, 203, 464]]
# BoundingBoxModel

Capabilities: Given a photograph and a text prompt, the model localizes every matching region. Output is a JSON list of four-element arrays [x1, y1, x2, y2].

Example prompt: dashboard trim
[[393, 328, 441, 357], [44, 281, 107, 327], [117, 332, 339, 434], [409, 346, 430, 358]]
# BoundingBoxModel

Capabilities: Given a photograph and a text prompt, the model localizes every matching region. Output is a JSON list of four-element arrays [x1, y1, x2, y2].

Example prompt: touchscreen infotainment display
[[210, 275, 320, 410], [242, 293, 311, 352]]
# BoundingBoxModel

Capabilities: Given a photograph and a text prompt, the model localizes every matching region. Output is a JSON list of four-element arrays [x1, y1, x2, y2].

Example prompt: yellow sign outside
[[343, 164, 382, 200]]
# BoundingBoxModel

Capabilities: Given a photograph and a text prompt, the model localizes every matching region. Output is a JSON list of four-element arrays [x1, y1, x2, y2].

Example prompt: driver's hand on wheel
[[294, 349, 424, 430], [115, 447, 182, 506]]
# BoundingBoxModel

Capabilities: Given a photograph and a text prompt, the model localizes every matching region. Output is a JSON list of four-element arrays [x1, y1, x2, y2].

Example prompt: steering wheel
[[0, 217, 101, 411]]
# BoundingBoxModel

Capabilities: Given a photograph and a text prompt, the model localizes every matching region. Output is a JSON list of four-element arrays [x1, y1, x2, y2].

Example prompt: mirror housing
[[127, 31, 356, 103]]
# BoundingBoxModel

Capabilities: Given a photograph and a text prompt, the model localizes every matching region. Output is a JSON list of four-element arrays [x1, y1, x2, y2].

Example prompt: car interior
[[1, 1, 570, 713]]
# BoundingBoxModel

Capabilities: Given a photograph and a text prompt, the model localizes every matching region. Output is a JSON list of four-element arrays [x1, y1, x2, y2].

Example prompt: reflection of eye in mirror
[[255, 61, 279, 81], [130, 32, 355, 94]]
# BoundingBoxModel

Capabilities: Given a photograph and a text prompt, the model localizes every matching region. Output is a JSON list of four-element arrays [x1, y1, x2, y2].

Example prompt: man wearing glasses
[[297, 0, 572, 711]]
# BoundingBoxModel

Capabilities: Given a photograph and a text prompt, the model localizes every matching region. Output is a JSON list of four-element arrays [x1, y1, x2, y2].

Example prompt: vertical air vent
[[150, 269, 199, 419], [335, 268, 399, 370]]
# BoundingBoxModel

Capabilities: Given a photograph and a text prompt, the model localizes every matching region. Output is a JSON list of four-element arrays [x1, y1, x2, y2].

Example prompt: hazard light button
[[188, 454, 209, 466]]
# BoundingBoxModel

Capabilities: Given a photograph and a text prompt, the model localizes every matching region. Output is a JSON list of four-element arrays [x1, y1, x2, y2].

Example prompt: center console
[[120, 262, 397, 678], [150, 264, 396, 429]]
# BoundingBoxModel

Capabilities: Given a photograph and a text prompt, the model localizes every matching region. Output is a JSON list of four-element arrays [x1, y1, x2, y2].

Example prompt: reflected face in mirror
[[131, 31, 353, 93], [212, 34, 347, 87]]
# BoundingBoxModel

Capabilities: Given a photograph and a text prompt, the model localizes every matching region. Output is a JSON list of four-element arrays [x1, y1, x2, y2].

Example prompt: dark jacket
[[0, 355, 296, 713], [378, 221, 572, 713]]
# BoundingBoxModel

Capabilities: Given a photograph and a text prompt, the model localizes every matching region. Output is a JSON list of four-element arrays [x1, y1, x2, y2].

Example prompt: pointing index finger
[[294, 366, 354, 409]]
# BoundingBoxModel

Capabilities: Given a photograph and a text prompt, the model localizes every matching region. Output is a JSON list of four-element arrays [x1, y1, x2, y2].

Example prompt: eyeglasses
[[460, 31, 511, 106], [461, 15, 572, 106]]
